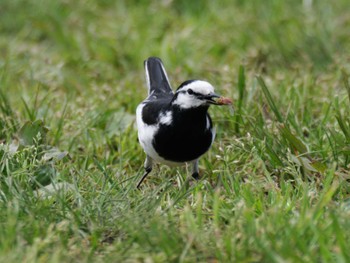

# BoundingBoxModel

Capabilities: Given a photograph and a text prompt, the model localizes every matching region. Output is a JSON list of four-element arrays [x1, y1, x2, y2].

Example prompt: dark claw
[[137, 167, 152, 189], [192, 172, 200, 180]]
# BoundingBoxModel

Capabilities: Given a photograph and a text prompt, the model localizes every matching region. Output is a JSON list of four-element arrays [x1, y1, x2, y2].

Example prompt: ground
[[1, 0, 350, 262]]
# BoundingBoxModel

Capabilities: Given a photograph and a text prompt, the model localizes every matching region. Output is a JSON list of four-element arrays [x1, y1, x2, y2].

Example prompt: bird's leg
[[191, 159, 200, 180], [137, 155, 153, 189]]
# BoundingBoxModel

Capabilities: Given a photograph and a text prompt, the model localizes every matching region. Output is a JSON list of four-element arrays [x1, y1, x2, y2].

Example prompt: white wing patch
[[159, 111, 173, 125], [206, 115, 211, 130], [136, 104, 159, 160], [206, 115, 215, 143], [136, 104, 182, 166], [211, 127, 216, 144]]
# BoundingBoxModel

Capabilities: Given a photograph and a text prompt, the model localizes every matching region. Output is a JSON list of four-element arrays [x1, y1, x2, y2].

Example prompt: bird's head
[[172, 80, 232, 109]]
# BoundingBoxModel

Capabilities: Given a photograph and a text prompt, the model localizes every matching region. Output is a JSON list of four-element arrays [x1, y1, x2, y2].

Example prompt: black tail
[[144, 57, 173, 96]]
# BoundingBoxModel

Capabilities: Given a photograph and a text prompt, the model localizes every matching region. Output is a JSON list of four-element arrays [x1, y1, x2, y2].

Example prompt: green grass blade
[[256, 75, 284, 123], [279, 124, 308, 154], [21, 97, 36, 122], [234, 65, 246, 134], [334, 99, 350, 141], [341, 69, 350, 105], [53, 101, 68, 145]]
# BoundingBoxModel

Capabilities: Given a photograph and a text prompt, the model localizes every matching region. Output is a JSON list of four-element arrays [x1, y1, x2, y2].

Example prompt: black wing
[[141, 97, 172, 125], [144, 57, 173, 98]]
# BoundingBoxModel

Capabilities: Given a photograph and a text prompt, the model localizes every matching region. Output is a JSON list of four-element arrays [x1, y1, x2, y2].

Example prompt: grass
[[1, 0, 350, 262]]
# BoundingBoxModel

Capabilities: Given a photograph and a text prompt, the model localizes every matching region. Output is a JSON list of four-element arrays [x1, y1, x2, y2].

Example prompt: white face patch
[[173, 92, 204, 109], [172, 80, 215, 109], [159, 111, 173, 125], [180, 80, 215, 94]]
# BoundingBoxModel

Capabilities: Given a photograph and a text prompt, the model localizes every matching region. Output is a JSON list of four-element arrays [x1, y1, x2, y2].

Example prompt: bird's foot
[[192, 172, 200, 180], [137, 166, 152, 189]]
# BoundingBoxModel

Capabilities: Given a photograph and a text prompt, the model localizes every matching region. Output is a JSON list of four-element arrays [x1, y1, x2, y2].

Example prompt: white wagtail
[[136, 57, 232, 188]]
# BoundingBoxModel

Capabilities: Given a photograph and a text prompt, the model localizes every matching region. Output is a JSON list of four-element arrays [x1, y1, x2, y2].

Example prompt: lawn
[[1, 0, 350, 262]]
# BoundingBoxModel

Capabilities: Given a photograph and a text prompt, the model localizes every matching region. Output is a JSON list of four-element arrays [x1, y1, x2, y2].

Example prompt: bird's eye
[[187, 89, 194, 95]]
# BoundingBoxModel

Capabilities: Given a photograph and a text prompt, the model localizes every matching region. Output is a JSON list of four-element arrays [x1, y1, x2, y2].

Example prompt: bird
[[136, 57, 232, 188]]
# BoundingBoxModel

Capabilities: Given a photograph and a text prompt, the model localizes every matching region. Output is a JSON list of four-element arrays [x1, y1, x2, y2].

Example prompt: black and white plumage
[[136, 57, 232, 188]]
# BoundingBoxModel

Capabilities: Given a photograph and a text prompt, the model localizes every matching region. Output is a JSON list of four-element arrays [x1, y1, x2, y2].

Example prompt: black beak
[[201, 93, 221, 105], [201, 93, 233, 105]]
